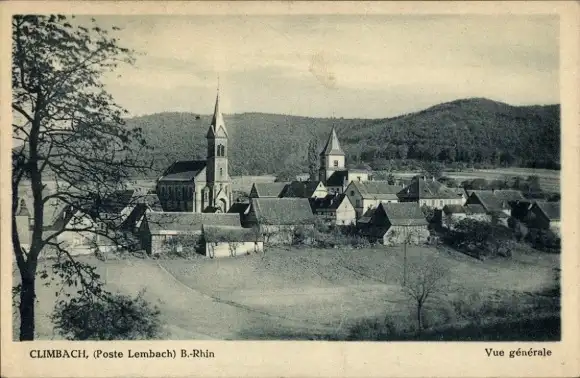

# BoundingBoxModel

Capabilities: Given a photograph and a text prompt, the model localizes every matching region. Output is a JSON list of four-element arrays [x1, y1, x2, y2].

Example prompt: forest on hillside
[[125, 98, 560, 178]]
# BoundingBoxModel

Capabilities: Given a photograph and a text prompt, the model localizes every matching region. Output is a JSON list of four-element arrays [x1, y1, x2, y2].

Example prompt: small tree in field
[[400, 255, 449, 332], [12, 15, 151, 340]]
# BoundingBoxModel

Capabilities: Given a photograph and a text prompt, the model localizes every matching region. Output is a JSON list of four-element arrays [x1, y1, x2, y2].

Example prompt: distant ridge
[[125, 97, 560, 177]]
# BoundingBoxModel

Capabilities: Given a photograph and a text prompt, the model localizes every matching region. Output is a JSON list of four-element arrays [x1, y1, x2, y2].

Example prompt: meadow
[[14, 244, 559, 341]]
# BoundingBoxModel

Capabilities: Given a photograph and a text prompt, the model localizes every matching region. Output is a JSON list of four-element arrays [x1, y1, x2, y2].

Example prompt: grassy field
[[13, 244, 559, 341]]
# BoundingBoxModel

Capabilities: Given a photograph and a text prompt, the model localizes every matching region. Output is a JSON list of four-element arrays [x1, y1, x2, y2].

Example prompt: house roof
[[159, 160, 207, 182], [382, 202, 429, 226], [320, 127, 345, 156], [468, 190, 525, 213], [227, 202, 250, 215], [250, 198, 315, 225], [137, 193, 163, 211], [397, 178, 461, 200], [97, 189, 136, 214], [534, 201, 560, 221], [282, 181, 325, 198], [251, 182, 289, 198], [465, 204, 487, 214], [309, 193, 351, 211], [350, 181, 400, 200], [202, 225, 263, 242], [326, 170, 349, 187], [145, 212, 241, 234]]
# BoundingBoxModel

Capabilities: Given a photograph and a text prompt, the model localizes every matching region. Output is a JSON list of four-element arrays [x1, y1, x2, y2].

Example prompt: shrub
[[51, 291, 163, 340], [525, 228, 561, 253]]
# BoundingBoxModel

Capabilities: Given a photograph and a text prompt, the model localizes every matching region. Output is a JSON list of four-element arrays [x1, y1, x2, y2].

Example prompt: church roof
[[206, 90, 228, 138], [320, 127, 345, 156], [159, 160, 207, 182]]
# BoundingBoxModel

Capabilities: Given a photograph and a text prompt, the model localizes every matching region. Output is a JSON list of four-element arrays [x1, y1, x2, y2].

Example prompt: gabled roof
[[465, 204, 487, 214], [382, 202, 428, 226], [350, 181, 400, 200], [159, 160, 207, 182], [468, 190, 525, 213], [250, 182, 289, 198], [492, 190, 526, 202], [139, 193, 163, 211], [442, 204, 487, 215], [250, 198, 315, 225], [309, 193, 351, 212], [16, 198, 29, 216], [320, 126, 345, 156], [228, 202, 250, 215], [97, 189, 136, 214], [533, 201, 560, 221], [282, 181, 325, 198], [206, 89, 228, 138], [202, 225, 263, 242], [326, 170, 349, 187], [397, 178, 461, 200], [145, 212, 241, 234]]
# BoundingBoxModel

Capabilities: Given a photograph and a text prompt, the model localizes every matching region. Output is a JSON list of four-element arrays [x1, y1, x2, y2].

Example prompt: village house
[[202, 225, 264, 258], [281, 180, 328, 199], [441, 204, 490, 229], [357, 202, 429, 245], [318, 127, 371, 194], [249, 182, 289, 198], [465, 189, 527, 217], [528, 201, 561, 235], [156, 88, 233, 213], [397, 177, 464, 209], [139, 212, 241, 256], [345, 180, 400, 218], [309, 193, 356, 226], [227, 201, 251, 225], [245, 197, 316, 244]]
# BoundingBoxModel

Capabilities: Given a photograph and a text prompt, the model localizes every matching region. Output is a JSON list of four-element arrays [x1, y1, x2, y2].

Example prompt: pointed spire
[[207, 78, 227, 138], [320, 126, 345, 156]]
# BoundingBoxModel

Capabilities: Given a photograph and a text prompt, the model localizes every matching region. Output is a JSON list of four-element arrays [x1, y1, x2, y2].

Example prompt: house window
[[440, 200, 443, 207], [350, 190, 354, 196], [357, 176, 361, 181], [333, 160, 339, 167]]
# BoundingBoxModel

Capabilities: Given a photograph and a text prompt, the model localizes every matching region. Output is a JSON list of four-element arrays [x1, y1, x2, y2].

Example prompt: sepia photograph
[[2, 1, 579, 377]]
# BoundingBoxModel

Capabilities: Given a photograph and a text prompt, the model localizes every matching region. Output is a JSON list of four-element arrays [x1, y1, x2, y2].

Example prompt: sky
[[87, 14, 559, 118]]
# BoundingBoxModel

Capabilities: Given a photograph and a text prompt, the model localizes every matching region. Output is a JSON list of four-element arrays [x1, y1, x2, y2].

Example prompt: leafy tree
[[422, 161, 443, 179], [307, 137, 318, 181], [12, 15, 150, 340], [397, 144, 409, 160], [51, 291, 162, 340]]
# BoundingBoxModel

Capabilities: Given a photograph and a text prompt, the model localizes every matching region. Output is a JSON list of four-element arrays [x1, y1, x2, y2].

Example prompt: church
[[156, 89, 233, 213], [318, 127, 371, 194]]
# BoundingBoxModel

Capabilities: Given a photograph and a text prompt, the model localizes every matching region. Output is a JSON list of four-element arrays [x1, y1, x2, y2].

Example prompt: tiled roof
[[309, 194, 351, 211], [493, 190, 526, 201], [326, 170, 348, 187], [282, 181, 325, 198], [251, 182, 289, 198], [382, 202, 428, 226], [320, 127, 345, 156], [145, 212, 241, 234], [534, 201, 560, 221], [465, 204, 487, 214], [250, 198, 315, 225], [202, 225, 263, 242], [398, 178, 461, 200], [468, 190, 526, 213], [159, 160, 207, 182], [228, 202, 250, 215], [351, 181, 399, 200]]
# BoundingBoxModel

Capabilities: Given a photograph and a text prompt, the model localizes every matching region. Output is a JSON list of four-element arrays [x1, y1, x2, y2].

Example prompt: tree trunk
[[19, 273, 36, 341], [416, 302, 423, 332]]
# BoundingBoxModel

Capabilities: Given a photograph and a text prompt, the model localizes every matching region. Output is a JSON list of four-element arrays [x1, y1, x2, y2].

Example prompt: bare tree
[[400, 254, 449, 332], [12, 15, 151, 340]]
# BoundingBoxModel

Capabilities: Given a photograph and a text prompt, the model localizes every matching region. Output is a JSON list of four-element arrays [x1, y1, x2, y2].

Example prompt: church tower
[[205, 87, 232, 212], [319, 126, 346, 182]]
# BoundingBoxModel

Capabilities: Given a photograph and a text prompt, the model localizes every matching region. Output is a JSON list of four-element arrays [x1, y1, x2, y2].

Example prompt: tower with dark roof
[[205, 87, 232, 212], [318, 126, 346, 182]]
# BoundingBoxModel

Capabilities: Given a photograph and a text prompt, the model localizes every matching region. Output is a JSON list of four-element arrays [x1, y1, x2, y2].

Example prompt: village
[[14, 89, 561, 261]]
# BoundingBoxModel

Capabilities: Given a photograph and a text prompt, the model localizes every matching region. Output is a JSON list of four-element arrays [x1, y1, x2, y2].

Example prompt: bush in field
[[525, 228, 561, 253], [51, 291, 163, 340], [445, 218, 515, 259]]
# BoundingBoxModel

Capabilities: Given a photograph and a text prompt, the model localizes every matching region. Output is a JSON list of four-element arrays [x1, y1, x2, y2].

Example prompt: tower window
[[220, 167, 223, 178], [333, 160, 339, 167], [217, 144, 225, 157]]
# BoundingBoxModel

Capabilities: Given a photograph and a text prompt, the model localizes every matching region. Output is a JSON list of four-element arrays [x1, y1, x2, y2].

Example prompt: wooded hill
[[126, 98, 560, 178]]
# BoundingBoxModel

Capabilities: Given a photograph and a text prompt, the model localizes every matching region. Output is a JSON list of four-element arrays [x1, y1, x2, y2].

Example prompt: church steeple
[[206, 83, 228, 138], [320, 126, 345, 156]]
